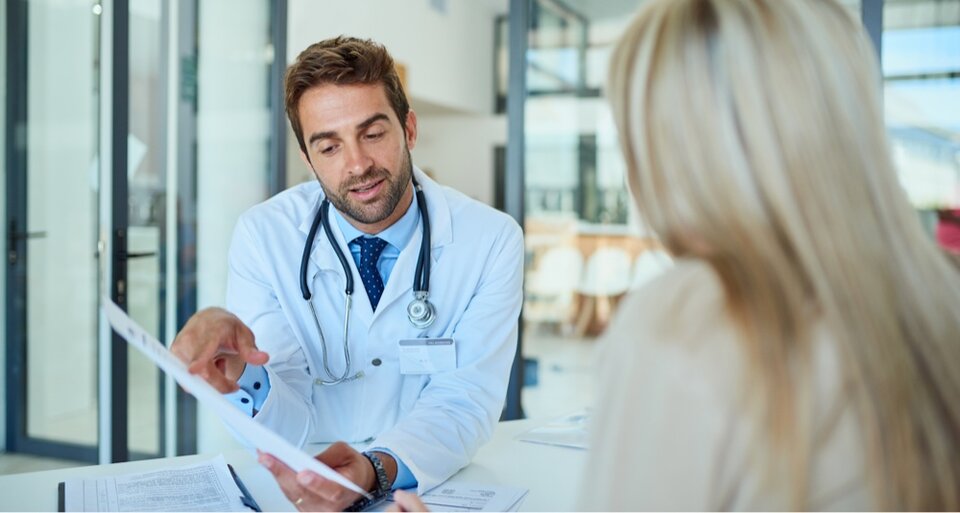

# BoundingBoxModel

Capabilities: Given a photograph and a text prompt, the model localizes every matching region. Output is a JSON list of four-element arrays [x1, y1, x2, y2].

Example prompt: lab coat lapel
[[298, 200, 367, 317], [415, 167, 453, 252], [372, 168, 452, 321], [373, 222, 420, 321]]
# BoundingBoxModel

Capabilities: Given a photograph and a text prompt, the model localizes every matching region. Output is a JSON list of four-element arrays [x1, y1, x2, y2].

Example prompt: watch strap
[[364, 451, 392, 495], [344, 452, 391, 512]]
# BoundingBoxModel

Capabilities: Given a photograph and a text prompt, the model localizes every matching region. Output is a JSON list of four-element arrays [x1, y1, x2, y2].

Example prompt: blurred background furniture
[[524, 245, 584, 333], [573, 247, 632, 337]]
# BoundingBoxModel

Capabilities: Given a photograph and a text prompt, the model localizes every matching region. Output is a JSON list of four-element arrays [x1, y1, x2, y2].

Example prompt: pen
[[228, 464, 262, 512]]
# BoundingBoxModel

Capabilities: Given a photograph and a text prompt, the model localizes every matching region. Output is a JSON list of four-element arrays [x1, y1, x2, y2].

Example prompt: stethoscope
[[298, 178, 436, 385]]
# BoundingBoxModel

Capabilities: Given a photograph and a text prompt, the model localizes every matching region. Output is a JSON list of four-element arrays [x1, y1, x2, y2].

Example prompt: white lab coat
[[224, 167, 523, 493]]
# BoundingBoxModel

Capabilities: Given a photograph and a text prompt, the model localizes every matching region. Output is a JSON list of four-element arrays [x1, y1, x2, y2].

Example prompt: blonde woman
[[384, 0, 959, 511], [583, 0, 960, 510]]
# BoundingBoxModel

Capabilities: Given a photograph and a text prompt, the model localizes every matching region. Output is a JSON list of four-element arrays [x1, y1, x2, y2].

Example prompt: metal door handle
[[7, 222, 47, 264], [119, 250, 158, 260], [11, 230, 47, 241]]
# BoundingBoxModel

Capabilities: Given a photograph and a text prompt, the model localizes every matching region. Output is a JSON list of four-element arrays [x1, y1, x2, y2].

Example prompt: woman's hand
[[388, 490, 429, 512]]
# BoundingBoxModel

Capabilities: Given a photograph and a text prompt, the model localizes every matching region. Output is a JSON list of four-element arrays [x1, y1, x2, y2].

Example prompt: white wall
[[414, 114, 506, 206], [287, 0, 504, 115]]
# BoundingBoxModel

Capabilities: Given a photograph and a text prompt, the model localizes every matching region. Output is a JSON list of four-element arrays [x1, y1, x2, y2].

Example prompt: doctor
[[171, 36, 523, 511]]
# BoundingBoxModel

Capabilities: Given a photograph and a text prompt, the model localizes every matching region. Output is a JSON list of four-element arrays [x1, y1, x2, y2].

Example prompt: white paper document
[[102, 298, 367, 497], [516, 409, 591, 450], [62, 455, 249, 512], [373, 483, 528, 512]]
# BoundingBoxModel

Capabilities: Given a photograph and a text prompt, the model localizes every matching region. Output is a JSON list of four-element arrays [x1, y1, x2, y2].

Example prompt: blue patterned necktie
[[353, 236, 389, 311]]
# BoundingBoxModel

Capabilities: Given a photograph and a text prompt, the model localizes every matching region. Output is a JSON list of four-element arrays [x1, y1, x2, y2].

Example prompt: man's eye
[[365, 132, 385, 141], [320, 144, 338, 155]]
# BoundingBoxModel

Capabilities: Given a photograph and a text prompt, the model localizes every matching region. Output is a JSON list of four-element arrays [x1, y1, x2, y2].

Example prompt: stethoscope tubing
[[413, 181, 430, 293], [298, 178, 434, 385]]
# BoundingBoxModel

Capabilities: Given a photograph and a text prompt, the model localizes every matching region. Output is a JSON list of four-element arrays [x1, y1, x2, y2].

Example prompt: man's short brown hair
[[285, 36, 410, 156]]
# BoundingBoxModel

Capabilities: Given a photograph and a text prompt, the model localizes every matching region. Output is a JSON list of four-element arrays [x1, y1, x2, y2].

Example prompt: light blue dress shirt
[[333, 192, 421, 294], [227, 193, 421, 489]]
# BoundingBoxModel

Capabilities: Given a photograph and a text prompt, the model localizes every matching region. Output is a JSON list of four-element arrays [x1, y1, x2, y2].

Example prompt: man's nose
[[343, 143, 374, 175]]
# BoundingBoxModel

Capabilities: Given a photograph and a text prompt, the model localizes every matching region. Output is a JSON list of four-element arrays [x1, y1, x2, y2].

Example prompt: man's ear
[[404, 110, 418, 151]]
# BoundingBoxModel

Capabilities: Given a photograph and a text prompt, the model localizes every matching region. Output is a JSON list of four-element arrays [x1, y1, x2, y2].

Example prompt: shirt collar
[[331, 187, 420, 252]]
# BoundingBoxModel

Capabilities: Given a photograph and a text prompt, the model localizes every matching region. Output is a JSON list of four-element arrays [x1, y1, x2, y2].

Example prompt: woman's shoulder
[[593, 258, 869, 510], [604, 258, 736, 350], [585, 258, 752, 509], [597, 258, 748, 401]]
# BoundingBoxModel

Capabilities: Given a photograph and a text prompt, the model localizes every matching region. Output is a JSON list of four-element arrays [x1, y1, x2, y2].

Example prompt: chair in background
[[630, 249, 673, 290], [574, 247, 632, 337], [524, 245, 584, 332]]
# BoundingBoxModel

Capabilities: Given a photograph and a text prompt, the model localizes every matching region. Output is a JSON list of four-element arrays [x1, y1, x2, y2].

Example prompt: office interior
[[1, 0, 958, 476]]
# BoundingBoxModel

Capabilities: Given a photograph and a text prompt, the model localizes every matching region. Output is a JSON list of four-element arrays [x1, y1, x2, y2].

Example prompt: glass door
[[4, 0, 285, 466], [5, 0, 102, 463], [4, 0, 170, 465]]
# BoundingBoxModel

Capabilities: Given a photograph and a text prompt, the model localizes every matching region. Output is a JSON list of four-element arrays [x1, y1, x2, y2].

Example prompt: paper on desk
[[373, 483, 528, 512], [63, 454, 246, 512], [516, 409, 591, 450], [102, 298, 367, 497]]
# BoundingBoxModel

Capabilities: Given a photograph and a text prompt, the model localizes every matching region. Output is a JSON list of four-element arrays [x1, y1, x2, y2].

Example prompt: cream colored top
[[579, 258, 872, 511]]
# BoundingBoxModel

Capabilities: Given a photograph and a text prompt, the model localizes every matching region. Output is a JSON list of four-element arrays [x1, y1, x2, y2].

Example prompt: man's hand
[[170, 307, 268, 393], [258, 442, 397, 512]]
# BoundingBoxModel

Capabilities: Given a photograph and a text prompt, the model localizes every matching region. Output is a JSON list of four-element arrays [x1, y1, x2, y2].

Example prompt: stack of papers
[[374, 483, 528, 512], [516, 409, 591, 450], [60, 455, 256, 512]]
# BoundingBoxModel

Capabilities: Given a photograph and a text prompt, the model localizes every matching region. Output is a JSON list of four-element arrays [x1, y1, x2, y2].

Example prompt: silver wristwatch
[[364, 451, 391, 496], [345, 452, 391, 512]]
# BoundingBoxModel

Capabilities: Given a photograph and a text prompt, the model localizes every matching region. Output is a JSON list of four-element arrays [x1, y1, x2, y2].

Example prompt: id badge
[[398, 338, 456, 375]]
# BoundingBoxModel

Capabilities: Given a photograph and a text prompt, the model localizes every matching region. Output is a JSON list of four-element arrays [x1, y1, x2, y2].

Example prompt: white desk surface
[[0, 418, 586, 512]]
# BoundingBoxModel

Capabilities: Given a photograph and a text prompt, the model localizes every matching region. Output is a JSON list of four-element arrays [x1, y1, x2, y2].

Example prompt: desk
[[0, 419, 586, 512]]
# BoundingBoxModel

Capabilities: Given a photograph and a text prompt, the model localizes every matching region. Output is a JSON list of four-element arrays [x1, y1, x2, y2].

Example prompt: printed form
[[62, 455, 247, 512], [374, 483, 528, 512]]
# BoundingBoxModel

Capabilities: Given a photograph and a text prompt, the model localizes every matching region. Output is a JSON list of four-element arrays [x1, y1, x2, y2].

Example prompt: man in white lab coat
[[171, 36, 523, 512]]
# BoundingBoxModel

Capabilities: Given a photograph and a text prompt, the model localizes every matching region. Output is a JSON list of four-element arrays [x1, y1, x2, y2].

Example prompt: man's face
[[297, 83, 417, 232]]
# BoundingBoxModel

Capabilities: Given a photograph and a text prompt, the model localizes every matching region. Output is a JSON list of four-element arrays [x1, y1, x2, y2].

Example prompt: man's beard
[[320, 148, 413, 226]]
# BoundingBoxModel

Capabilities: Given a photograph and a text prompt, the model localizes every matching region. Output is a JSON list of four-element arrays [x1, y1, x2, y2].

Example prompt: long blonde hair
[[607, 0, 960, 509]]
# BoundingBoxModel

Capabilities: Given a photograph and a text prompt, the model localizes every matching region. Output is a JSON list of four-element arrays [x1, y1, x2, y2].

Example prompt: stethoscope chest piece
[[407, 291, 437, 329]]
